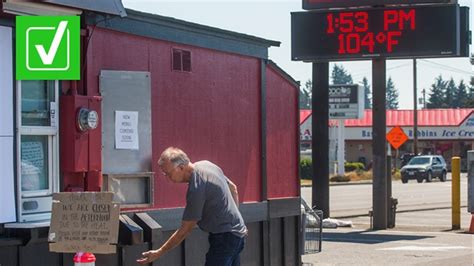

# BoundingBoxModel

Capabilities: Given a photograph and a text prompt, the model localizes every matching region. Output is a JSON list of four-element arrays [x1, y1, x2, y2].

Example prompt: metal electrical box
[[100, 71, 152, 207], [468, 150, 474, 213], [100, 70, 152, 174]]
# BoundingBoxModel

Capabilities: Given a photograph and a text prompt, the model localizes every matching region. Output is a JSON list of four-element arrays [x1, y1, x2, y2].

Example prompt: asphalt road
[[303, 226, 473, 266], [301, 173, 468, 218], [301, 172, 473, 265]]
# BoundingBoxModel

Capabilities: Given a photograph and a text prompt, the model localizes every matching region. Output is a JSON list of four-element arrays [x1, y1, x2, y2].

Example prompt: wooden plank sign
[[48, 192, 120, 254]]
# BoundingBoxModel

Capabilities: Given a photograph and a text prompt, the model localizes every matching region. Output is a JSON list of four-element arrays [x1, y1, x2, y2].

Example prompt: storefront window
[[21, 135, 49, 191], [21, 80, 55, 126]]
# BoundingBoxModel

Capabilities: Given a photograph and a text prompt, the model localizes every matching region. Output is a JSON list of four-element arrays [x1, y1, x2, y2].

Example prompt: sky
[[121, 0, 473, 109]]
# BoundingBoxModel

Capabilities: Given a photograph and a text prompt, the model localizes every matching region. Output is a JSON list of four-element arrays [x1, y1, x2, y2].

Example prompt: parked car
[[400, 155, 447, 183]]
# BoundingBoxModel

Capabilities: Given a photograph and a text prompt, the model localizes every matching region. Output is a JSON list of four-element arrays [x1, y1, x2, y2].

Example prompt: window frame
[[103, 172, 154, 208], [171, 47, 192, 73], [16, 80, 60, 199]]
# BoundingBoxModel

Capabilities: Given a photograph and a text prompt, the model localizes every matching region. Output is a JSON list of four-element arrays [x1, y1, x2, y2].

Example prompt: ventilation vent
[[172, 48, 191, 72]]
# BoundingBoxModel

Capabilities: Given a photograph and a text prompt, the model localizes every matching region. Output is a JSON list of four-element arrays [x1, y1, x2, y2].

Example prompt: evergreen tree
[[466, 77, 474, 107], [427, 75, 447, 108], [299, 79, 312, 109], [385, 77, 399, 109], [445, 78, 456, 107], [362, 77, 371, 109], [331, 64, 353, 85], [453, 80, 468, 108]]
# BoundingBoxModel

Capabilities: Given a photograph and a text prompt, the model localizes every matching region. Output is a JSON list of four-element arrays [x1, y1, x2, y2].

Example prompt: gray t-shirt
[[182, 161, 247, 238]]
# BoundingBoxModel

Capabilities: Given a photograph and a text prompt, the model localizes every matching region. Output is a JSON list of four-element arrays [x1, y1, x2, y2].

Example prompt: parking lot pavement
[[302, 208, 474, 265], [302, 227, 473, 265]]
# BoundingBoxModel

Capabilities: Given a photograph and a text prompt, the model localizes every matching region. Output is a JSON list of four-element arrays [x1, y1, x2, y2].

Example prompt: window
[[172, 48, 191, 72], [21, 135, 49, 191], [103, 172, 154, 208], [17, 80, 59, 222]]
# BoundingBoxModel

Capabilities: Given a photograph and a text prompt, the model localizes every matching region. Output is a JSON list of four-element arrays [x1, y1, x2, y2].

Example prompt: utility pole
[[312, 62, 330, 218], [372, 58, 387, 229], [413, 59, 418, 155], [421, 88, 426, 109]]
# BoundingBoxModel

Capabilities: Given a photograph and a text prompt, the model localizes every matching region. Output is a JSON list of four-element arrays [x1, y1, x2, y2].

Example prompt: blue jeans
[[205, 232, 245, 266]]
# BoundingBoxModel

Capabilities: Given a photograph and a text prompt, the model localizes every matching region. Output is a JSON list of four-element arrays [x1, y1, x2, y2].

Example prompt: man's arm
[[227, 179, 239, 207], [137, 220, 197, 264]]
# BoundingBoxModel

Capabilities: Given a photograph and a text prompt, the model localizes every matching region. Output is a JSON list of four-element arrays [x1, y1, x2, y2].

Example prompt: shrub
[[300, 158, 313, 179], [330, 174, 350, 182], [344, 162, 365, 172], [391, 169, 401, 180], [344, 171, 359, 181], [341, 170, 372, 181], [358, 170, 373, 180]]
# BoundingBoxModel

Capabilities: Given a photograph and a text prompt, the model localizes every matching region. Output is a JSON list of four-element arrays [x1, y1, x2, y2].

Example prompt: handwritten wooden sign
[[48, 192, 120, 254]]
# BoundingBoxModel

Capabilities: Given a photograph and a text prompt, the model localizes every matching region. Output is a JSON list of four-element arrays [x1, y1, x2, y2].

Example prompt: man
[[137, 147, 247, 265]]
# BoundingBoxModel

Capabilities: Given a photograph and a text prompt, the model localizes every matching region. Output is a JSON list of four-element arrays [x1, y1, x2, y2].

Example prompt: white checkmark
[[35, 21, 68, 65]]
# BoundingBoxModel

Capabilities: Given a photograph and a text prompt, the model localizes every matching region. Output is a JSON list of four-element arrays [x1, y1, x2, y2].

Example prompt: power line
[[419, 59, 473, 75], [350, 63, 411, 80]]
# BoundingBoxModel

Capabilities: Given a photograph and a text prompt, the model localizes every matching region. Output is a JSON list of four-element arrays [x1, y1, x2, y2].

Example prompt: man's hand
[[136, 220, 197, 264], [137, 249, 161, 264]]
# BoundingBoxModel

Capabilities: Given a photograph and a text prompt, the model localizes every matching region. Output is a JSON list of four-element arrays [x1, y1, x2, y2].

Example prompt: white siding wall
[[0, 26, 16, 223]]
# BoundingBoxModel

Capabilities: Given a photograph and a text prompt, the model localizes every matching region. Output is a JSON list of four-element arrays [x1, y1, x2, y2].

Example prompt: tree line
[[300, 63, 474, 110], [427, 75, 473, 108]]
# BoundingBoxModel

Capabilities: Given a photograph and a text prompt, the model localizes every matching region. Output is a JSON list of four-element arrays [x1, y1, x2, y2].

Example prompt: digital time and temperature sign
[[302, 0, 452, 10], [292, 4, 469, 61]]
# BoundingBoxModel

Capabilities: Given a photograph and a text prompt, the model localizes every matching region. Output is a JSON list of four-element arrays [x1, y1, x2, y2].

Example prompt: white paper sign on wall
[[115, 111, 139, 150]]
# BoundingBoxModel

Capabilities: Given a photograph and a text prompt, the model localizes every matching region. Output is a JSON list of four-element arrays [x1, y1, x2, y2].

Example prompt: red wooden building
[[0, 2, 300, 265]]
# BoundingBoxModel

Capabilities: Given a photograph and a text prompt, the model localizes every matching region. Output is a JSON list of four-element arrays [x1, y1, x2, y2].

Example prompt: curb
[[301, 178, 461, 187], [301, 181, 373, 187], [332, 205, 468, 219]]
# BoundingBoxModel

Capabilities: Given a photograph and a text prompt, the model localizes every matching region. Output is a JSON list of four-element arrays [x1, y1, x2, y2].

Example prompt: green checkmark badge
[[16, 16, 80, 80]]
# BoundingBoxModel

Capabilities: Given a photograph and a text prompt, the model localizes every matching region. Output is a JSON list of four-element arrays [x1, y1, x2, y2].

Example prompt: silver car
[[400, 155, 447, 183]]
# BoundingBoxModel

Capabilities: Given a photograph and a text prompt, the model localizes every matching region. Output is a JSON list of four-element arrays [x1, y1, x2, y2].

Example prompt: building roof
[[300, 109, 474, 127], [43, 0, 127, 16], [267, 60, 300, 88], [300, 109, 311, 124], [86, 8, 281, 60], [300, 109, 339, 126]]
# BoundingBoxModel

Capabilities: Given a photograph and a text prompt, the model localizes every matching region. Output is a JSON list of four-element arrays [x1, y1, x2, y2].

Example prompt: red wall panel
[[266, 66, 299, 198], [86, 27, 261, 209]]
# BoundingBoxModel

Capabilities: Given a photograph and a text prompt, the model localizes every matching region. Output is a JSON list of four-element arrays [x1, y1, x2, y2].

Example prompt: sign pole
[[413, 59, 418, 154], [386, 144, 393, 227], [372, 58, 388, 230], [312, 62, 330, 218]]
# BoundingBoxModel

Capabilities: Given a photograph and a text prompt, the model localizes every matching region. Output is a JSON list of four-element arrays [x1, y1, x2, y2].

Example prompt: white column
[[337, 120, 345, 175], [329, 125, 337, 175]]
